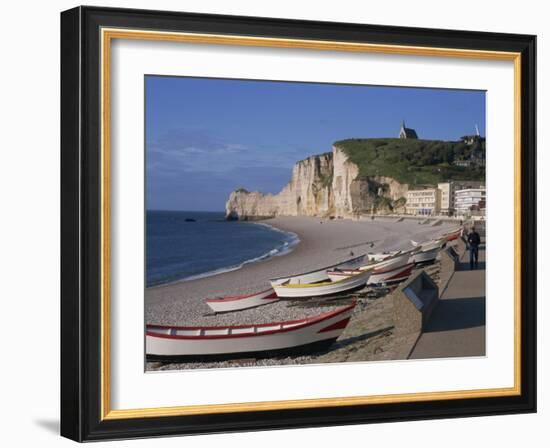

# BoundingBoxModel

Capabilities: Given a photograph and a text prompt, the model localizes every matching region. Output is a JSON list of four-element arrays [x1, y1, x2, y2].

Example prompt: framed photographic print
[[60, 6, 536, 441]]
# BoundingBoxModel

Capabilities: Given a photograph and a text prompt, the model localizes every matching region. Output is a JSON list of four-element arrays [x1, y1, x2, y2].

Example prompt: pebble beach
[[145, 216, 459, 371]]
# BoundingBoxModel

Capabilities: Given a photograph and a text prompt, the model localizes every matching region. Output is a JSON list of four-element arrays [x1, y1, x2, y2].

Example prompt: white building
[[438, 181, 485, 216], [454, 188, 486, 215], [438, 182, 451, 215], [405, 188, 441, 216]]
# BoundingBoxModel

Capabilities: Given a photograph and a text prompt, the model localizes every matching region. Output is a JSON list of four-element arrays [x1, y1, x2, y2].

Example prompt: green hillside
[[335, 138, 485, 186]]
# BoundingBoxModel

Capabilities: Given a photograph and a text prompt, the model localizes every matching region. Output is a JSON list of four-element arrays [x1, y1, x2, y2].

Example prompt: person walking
[[467, 227, 481, 269]]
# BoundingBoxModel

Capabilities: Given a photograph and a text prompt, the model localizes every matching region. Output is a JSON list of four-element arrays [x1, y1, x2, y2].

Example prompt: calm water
[[146, 211, 299, 287]]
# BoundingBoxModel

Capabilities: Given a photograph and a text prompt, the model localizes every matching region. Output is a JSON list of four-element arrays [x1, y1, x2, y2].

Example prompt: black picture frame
[[61, 5, 536, 442]]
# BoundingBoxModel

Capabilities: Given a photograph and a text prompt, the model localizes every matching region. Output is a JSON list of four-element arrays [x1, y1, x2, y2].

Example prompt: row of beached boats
[[146, 227, 463, 361]]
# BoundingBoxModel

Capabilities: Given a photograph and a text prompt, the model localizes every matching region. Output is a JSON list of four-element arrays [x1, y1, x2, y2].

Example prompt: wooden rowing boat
[[206, 288, 279, 313], [367, 250, 400, 262], [269, 254, 366, 287], [328, 262, 415, 286], [408, 238, 445, 264], [360, 248, 417, 272], [273, 270, 371, 298], [411, 237, 445, 250], [443, 227, 463, 242], [409, 246, 440, 264], [146, 302, 356, 361]]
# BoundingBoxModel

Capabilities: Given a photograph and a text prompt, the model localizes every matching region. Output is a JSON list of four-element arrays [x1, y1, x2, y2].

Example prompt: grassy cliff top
[[335, 138, 485, 186]]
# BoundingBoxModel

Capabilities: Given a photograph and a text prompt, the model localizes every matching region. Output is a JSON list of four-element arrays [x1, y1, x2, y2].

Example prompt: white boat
[[409, 246, 441, 264], [328, 262, 415, 286], [408, 238, 445, 264], [269, 254, 366, 287], [361, 248, 417, 272], [367, 251, 400, 262], [146, 302, 356, 360], [206, 288, 279, 313], [413, 238, 446, 251], [273, 270, 371, 298]]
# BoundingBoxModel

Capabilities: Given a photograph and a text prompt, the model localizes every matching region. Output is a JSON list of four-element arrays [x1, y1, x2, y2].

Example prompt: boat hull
[[146, 303, 356, 360], [369, 263, 414, 285], [273, 270, 371, 298], [367, 251, 399, 262], [329, 263, 415, 286], [270, 254, 366, 287], [409, 247, 440, 264], [146, 337, 339, 362], [444, 228, 463, 242], [206, 288, 278, 313], [359, 250, 413, 272]]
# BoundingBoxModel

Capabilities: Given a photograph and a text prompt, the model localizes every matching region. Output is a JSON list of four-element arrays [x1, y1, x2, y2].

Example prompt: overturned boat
[[269, 254, 366, 287], [146, 302, 356, 361], [206, 288, 279, 313], [273, 269, 371, 298]]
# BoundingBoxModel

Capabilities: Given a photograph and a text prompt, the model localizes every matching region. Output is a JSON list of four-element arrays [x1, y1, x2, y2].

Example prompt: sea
[[146, 210, 299, 287]]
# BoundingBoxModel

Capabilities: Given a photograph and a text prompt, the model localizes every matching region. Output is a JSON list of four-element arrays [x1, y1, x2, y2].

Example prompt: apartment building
[[405, 188, 441, 216]]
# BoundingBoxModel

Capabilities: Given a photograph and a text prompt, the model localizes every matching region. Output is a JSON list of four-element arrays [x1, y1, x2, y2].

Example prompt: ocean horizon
[[146, 210, 299, 287]]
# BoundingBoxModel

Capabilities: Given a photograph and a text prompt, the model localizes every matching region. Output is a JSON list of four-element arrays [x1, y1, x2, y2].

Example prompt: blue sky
[[146, 76, 485, 211]]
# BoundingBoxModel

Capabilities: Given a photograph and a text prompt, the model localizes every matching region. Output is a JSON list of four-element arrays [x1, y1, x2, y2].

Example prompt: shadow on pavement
[[424, 296, 486, 332], [457, 261, 486, 271]]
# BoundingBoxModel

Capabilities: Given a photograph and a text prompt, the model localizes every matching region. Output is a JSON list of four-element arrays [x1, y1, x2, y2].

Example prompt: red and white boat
[[270, 254, 366, 287], [146, 302, 356, 360], [206, 288, 279, 313], [443, 227, 463, 242], [328, 262, 415, 286]]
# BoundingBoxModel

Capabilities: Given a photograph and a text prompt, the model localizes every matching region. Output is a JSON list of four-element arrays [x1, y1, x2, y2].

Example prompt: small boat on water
[[269, 254, 366, 287], [273, 270, 371, 298], [328, 262, 415, 286], [146, 302, 357, 361], [206, 288, 279, 313]]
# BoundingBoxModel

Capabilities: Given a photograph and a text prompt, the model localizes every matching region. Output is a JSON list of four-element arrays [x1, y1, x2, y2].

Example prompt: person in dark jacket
[[467, 227, 481, 269]]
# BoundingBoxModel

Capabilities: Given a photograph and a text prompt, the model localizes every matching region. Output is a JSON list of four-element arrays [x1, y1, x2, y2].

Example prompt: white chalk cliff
[[225, 145, 409, 220]]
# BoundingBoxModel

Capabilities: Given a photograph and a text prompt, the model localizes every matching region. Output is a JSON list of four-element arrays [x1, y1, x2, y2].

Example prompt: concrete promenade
[[409, 241, 486, 359]]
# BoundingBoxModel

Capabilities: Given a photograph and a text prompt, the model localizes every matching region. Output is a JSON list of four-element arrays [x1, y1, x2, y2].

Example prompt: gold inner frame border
[[99, 27, 522, 421]]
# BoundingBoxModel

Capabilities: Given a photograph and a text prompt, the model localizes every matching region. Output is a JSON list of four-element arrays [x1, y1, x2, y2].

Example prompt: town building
[[437, 181, 485, 216], [437, 182, 452, 215], [398, 120, 418, 139], [405, 188, 441, 216], [454, 187, 487, 216]]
